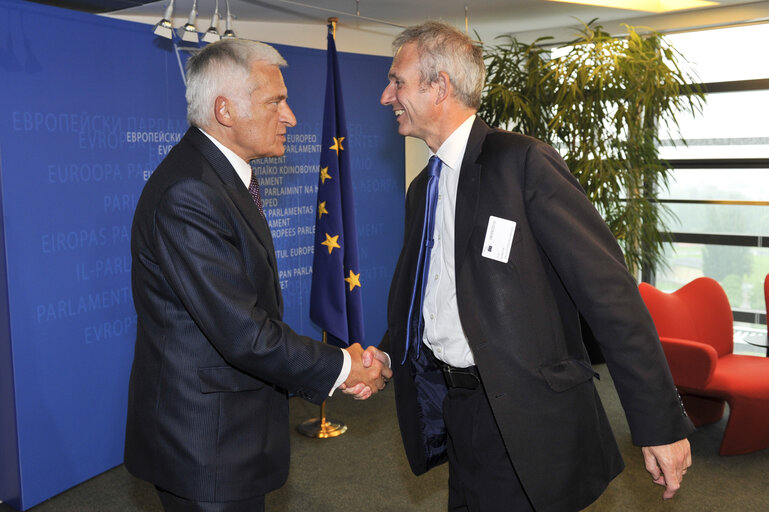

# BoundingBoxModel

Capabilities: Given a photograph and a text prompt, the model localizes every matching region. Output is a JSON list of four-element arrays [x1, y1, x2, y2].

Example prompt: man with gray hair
[[378, 20, 693, 511], [125, 38, 390, 512]]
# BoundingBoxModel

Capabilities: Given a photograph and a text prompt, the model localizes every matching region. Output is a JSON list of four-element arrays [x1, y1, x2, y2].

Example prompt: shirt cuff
[[329, 348, 351, 396]]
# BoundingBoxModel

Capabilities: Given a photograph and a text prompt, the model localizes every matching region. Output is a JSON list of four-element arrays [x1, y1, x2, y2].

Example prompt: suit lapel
[[454, 117, 492, 274], [186, 128, 284, 312]]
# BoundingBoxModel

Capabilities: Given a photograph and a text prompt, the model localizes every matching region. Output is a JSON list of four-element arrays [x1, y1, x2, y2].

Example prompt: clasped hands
[[339, 343, 391, 400]]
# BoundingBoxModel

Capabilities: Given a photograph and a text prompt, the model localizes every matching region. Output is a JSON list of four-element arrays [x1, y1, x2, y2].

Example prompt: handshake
[[339, 343, 392, 400]]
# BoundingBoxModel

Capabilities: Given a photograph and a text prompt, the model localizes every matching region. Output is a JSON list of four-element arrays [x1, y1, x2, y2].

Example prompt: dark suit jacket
[[385, 118, 694, 511], [125, 128, 342, 502]]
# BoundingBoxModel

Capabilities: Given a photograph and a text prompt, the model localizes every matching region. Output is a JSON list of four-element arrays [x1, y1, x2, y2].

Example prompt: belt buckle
[[443, 365, 479, 390], [444, 365, 458, 387]]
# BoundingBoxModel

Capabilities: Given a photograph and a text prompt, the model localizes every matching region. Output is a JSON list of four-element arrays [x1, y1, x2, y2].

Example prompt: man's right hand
[[341, 344, 392, 400]]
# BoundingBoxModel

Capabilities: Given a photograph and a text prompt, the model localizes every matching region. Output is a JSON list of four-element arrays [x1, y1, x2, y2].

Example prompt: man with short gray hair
[[125, 38, 390, 512], [378, 20, 693, 512]]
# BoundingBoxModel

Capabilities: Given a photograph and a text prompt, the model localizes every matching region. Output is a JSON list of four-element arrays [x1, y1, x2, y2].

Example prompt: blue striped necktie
[[403, 155, 442, 364]]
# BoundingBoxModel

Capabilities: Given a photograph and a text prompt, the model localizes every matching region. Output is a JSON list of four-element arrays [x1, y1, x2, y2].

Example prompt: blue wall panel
[[0, 3, 187, 509], [0, 1, 403, 509]]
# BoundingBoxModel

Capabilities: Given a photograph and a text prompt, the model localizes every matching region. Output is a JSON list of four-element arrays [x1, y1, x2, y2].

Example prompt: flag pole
[[298, 15, 357, 439], [297, 330, 348, 438]]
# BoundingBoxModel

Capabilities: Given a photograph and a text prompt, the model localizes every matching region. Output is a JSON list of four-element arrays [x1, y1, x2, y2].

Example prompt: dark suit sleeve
[[152, 177, 342, 402], [521, 142, 693, 446]]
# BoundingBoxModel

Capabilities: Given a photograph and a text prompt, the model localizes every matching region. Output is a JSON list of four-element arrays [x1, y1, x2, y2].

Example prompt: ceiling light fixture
[[179, 0, 199, 43], [202, 0, 221, 43], [545, 0, 719, 13], [153, 0, 175, 39], [222, 0, 236, 39]]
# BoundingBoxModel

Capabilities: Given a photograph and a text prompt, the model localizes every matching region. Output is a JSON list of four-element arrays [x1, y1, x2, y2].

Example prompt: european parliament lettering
[[254, 132, 321, 295], [23, 112, 186, 346]]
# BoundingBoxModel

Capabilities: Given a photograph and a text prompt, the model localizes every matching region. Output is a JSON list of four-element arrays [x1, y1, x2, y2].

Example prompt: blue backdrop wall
[[0, 0, 404, 509]]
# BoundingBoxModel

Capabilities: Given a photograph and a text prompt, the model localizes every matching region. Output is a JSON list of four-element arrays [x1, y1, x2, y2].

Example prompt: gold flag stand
[[298, 330, 348, 438], [298, 17, 347, 440]]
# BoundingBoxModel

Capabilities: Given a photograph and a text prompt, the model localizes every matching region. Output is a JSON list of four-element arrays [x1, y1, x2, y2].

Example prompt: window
[[653, 22, 769, 355]]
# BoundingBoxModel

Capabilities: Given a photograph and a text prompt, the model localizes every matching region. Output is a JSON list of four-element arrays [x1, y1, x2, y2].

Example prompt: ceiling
[[28, 0, 769, 40]]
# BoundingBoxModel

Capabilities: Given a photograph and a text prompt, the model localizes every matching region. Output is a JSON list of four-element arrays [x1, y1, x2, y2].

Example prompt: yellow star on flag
[[344, 270, 361, 291], [321, 233, 341, 254], [318, 201, 328, 219], [330, 137, 345, 156], [320, 166, 332, 184]]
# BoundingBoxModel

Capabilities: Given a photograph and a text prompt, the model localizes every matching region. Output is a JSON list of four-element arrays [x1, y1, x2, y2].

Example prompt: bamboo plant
[[479, 21, 704, 274]]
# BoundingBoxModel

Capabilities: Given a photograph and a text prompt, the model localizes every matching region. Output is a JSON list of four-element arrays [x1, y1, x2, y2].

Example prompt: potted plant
[[480, 21, 704, 275]]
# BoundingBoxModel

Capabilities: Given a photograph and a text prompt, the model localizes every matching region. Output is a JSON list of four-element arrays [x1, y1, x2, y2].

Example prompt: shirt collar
[[432, 114, 476, 171], [198, 127, 253, 188]]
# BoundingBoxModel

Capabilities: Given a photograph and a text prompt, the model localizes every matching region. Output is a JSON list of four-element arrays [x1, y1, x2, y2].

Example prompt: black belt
[[439, 363, 481, 390]]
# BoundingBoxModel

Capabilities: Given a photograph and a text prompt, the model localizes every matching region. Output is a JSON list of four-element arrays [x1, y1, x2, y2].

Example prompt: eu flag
[[310, 23, 364, 347]]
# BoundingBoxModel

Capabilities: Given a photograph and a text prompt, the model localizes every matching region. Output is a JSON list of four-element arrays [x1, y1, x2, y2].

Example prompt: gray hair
[[185, 38, 287, 128], [393, 21, 485, 110]]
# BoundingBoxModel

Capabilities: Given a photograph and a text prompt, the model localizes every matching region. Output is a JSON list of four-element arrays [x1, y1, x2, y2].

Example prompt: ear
[[214, 96, 235, 127], [434, 71, 451, 105]]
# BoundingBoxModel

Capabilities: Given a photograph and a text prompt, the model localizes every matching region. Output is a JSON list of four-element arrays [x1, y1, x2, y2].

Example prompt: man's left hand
[[641, 438, 692, 500]]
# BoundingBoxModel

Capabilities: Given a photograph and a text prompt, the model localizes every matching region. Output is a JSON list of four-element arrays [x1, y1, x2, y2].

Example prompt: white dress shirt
[[198, 128, 351, 393], [422, 115, 477, 368]]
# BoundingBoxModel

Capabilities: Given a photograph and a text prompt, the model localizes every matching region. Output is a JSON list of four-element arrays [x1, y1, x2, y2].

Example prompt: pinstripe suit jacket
[[125, 127, 342, 501]]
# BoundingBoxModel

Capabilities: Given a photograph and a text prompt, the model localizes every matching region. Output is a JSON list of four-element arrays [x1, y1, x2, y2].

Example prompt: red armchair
[[765, 274, 768, 334], [765, 274, 769, 357], [639, 277, 769, 455]]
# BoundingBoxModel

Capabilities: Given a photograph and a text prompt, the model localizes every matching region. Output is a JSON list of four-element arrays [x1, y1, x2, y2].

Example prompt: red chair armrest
[[659, 337, 718, 389]]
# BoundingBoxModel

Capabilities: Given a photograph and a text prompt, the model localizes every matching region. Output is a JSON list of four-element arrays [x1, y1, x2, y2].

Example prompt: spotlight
[[153, 0, 175, 39], [202, 0, 221, 43], [179, 0, 199, 43], [222, 0, 236, 39]]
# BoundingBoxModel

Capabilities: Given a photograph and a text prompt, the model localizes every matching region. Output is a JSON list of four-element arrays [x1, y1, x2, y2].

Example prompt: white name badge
[[482, 216, 516, 263]]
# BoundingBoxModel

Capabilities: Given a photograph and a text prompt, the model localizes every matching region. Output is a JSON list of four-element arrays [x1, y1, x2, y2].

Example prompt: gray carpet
[[3, 363, 768, 511]]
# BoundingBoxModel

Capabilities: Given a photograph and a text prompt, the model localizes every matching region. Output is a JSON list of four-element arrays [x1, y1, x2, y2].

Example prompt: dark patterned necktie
[[249, 171, 265, 217], [403, 155, 442, 364]]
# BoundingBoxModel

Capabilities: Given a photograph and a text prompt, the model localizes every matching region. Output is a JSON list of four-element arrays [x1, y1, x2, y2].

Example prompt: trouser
[[441, 369, 535, 512]]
